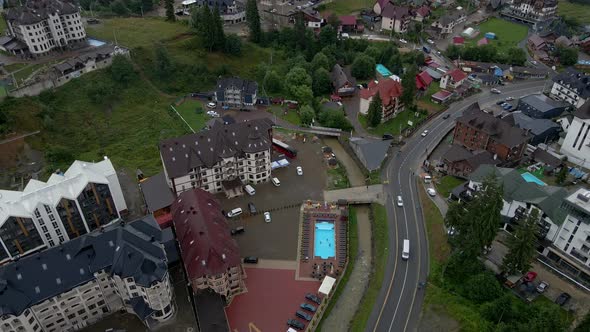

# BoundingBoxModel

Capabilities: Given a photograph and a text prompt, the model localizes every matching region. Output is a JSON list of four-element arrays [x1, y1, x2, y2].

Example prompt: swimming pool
[[376, 64, 393, 77], [314, 222, 335, 259], [521, 172, 547, 186], [88, 38, 106, 47]]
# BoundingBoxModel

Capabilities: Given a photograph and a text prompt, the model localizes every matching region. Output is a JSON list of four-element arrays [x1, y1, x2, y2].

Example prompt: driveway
[[342, 95, 373, 138]]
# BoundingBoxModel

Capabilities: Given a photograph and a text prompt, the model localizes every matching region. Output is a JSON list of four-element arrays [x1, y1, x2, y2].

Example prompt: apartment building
[[430, 10, 466, 37], [560, 100, 590, 168], [3, 0, 86, 57], [503, 0, 557, 25], [180, 0, 245, 24], [380, 4, 411, 33], [359, 78, 404, 122], [172, 189, 244, 304], [159, 118, 274, 197], [0, 157, 127, 263], [453, 104, 531, 162], [550, 67, 590, 108], [0, 216, 175, 332], [214, 77, 258, 110]]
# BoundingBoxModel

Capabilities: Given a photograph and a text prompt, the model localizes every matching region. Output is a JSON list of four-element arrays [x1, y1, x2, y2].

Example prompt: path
[[320, 138, 373, 331], [0, 131, 40, 145]]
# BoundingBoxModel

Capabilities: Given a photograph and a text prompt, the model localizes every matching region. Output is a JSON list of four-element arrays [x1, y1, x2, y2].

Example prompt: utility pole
[[140, 4, 144, 17]]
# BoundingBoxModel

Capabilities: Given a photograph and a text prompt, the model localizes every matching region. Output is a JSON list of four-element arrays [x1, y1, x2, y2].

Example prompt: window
[[88, 304, 96, 310], [67, 314, 75, 320]]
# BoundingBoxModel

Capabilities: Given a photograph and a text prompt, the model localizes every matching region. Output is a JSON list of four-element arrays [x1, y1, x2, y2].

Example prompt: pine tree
[[502, 209, 540, 274], [165, 0, 175, 21], [401, 64, 417, 108], [212, 6, 226, 51], [367, 92, 382, 127], [556, 166, 568, 184], [196, 6, 214, 51], [246, 0, 261, 43]]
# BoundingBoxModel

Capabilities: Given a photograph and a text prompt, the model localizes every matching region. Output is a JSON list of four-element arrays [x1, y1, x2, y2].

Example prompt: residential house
[[431, 11, 466, 37], [172, 189, 245, 304], [349, 137, 392, 171], [0, 157, 127, 263], [453, 104, 531, 161], [215, 77, 258, 109], [416, 70, 433, 91], [52, 45, 130, 86], [331, 64, 357, 97], [3, 0, 86, 57], [503, 112, 561, 145], [440, 68, 467, 89], [373, 0, 389, 15], [289, 8, 325, 29], [180, 0, 245, 24], [476, 73, 502, 86], [139, 171, 175, 228], [0, 216, 175, 331], [452, 36, 465, 46], [159, 118, 274, 196], [503, 0, 557, 25], [339, 15, 361, 33], [550, 67, 590, 108], [425, 67, 443, 81], [381, 4, 411, 33], [560, 100, 590, 168], [359, 79, 404, 122], [510, 66, 549, 79], [580, 36, 590, 54], [431, 89, 453, 103], [518, 93, 569, 119], [530, 147, 563, 173], [555, 35, 573, 48], [441, 145, 499, 178], [412, 5, 430, 22], [528, 34, 547, 51]]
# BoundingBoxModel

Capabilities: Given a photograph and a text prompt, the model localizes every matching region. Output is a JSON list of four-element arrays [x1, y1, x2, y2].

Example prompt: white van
[[244, 184, 256, 196], [424, 175, 432, 184], [272, 177, 281, 187], [402, 239, 410, 260], [227, 208, 243, 218]]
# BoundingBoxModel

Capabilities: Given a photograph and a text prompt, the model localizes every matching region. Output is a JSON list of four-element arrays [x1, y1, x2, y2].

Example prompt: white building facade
[[560, 101, 590, 168], [550, 68, 590, 108], [0, 157, 127, 263]]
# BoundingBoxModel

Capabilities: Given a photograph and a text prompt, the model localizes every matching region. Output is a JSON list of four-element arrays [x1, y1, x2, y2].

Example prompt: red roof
[[477, 37, 489, 45], [432, 89, 453, 100], [447, 68, 467, 82], [415, 5, 430, 17], [453, 36, 465, 44], [360, 79, 403, 106], [339, 15, 357, 26], [172, 189, 241, 280], [416, 71, 433, 90]]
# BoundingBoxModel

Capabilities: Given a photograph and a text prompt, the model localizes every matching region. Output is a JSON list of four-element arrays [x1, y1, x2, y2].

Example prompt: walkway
[[320, 138, 373, 331]]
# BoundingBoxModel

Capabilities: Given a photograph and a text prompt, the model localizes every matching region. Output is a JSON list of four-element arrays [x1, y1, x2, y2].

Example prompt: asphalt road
[[366, 80, 548, 332]]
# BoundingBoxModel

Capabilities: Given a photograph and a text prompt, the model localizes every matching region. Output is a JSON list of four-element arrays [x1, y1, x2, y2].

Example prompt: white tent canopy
[[318, 276, 336, 296]]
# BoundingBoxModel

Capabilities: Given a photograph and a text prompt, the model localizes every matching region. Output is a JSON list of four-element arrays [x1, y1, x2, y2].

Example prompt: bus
[[272, 138, 298, 158]]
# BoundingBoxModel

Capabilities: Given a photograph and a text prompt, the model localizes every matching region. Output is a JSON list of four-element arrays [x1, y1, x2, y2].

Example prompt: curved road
[[366, 80, 549, 332]]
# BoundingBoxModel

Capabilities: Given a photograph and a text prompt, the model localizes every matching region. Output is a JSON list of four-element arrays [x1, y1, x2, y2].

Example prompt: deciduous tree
[[312, 68, 332, 96], [351, 53, 375, 80], [110, 55, 136, 85], [299, 105, 315, 125], [311, 52, 330, 72]]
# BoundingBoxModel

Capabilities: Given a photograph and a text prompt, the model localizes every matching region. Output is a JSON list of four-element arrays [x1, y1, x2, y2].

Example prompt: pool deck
[[297, 203, 348, 281]]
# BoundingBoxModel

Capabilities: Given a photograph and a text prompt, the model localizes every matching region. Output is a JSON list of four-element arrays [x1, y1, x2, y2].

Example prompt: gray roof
[[575, 99, 590, 120], [456, 108, 531, 147], [53, 45, 120, 73], [505, 112, 560, 136], [470, 165, 569, 224], [443, 145, 474, 162], [437, 11, 465, 26], [552, 67, 590, 99], [216, 77, 257, 97], [0, 216, 168, 316], [518, 93, 567, 115], [349, 137, 390, 171], [511, 66, 549, 76], [139, 171, 175, 212], [5, 0, 78, 25], [331, 64, 355, 89], [532, 148, 562, 168], [159, 118, 274, 179], [381, 4, 410, 20], [443, 145, 499, 168]]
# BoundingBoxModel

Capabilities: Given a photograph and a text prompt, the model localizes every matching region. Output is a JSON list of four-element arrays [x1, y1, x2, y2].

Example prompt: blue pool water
[[376, 64, 393, 77], [314, 222, 335, 259], [88, 38, 106, 47], [521, 172, 547, 186]]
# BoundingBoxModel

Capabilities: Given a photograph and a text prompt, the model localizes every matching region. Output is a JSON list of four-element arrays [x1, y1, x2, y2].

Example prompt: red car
[[523, 271, 538, 283]]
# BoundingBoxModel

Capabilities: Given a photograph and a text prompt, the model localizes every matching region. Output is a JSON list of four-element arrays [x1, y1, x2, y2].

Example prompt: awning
[[318, 276, 336, 296]]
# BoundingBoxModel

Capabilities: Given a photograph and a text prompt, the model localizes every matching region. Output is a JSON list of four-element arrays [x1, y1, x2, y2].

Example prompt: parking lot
[[217, 131, 328, 260]]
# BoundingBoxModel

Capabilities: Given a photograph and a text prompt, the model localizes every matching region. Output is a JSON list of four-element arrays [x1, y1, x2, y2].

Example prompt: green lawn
[[359, 110, 427, 136], [418, 84, 445, 114], [558, 0, 590, 25], [367, 170, 382, 185], [0, 17, 6, 34], [418, 184, 451, 266], [533, 296, 575, 325], [327, 163, 351, 190], [423, 285, 491, 332], [435, 175, 464, 199], [316, 206, 359, 331], [173, 99, 208, 132], [4, 63, 28, 73], [466, 18, 528, 52], [350, 204, 389, 331], [86, 17, 191, 49], [321, 0, 368, 15], [267, 105, 302, 126]]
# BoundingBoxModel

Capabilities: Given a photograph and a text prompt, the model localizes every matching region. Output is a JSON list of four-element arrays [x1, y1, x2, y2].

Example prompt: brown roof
[[382, 4, 410, 20], [172, 189, 241, 280], [528, 34, 546, 48], [456, 109, 531, 147], [159, 118, 274, 179], [360, 79, 403, 106]]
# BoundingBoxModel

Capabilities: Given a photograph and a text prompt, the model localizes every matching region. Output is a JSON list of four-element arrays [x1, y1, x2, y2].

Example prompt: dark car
[[555, 292, 571, 306], [382, 133, 394, 140], [287, 319, 305, 330], [300, 303, 316, 312], [305, 293, 322, 305], [296, 310, 312, 321], [230, 226, 245, 235], [243, 256, 258, 264], [442, 114, 450, 119], [496, 100, 505, 105], [248, 202, 257, 214]]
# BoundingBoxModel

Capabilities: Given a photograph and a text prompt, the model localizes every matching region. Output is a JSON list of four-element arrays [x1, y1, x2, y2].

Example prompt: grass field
[[418, 184, 451, 265], [327, 163, 351, 190], [418, 84, 445, 114], [435, 175, 464, 199], [321, 0, 368, 15], [173, 99, 208, 132], [350, 204, 389, 331], [268, 105, 302, 126], [558, 0, 590, 25], [359, 110, 427, 136], [466, 18, 528, 52]]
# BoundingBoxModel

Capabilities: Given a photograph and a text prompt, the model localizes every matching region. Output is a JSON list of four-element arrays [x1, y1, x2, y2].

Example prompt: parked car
[[523, 271, 538, 283], [248, 202, 257, 214], [287, 319, 305, 330], [231, 226, 245, 235], [296, 166, 303, 176], [496, 100, 505, 105], [505, 96, 514, 101], [264, 211, 271, 223], [243, 256, 258, 264], [296, 310, 312, 321], [300, 303, 317, 312], [504, 105, 513, 110], [555, 292, 571, 306], [442, 114, 450, 119], [427, 39, 434, 44], [491, 88, 501, 94], [382, 133, 394, 140], [421, 130, 429, 137], [207, 102, 216, 108], [305, 293, 322, 304], [536, 281, 549, 293], [447, 226, 456, 236], [399, 38, 408, 44], [427, 188, 436, 197]]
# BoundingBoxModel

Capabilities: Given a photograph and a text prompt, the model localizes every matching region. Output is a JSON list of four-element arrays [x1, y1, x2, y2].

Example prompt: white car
[[206, 110, 220, 117], [505, 96, 514, 101], [399, 38, 408, 44], [264, 211, 271, 223], [427, 39, 434, 44], [421, 130, 429, 137], [207, 102, 216, 108], [427, 188, 436, 197], [296, 166, 303, 176], [396, 195, 403, 207], [491, 88, 501, 94]]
